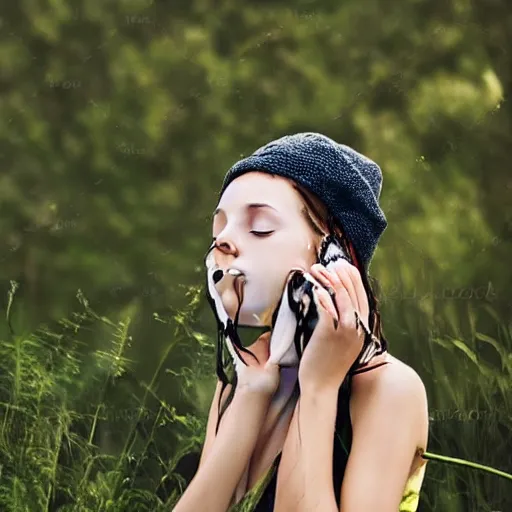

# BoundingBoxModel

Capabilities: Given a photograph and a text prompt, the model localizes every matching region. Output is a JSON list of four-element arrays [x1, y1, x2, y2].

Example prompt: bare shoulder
[[350, 354, 429, 449], [353, 352, 425, 387]]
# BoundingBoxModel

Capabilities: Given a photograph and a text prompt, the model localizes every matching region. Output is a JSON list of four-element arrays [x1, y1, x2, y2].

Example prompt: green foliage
[[1, 287, 511, 510], [0, 283, 214, 511], [0, 0, 511, 510], [381, 292, 512, 511]]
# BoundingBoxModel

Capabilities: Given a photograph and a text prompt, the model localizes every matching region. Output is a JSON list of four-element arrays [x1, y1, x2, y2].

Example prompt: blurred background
[[0, 0, 510, 510]]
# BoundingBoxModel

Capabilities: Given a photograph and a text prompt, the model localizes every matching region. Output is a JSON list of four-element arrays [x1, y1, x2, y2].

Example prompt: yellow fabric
[[229, 462, 278, 511], [399, 460, 428, 512]]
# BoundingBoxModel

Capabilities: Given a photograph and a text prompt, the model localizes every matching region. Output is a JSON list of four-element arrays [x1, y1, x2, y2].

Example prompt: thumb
[[263, 361, 280, 373]]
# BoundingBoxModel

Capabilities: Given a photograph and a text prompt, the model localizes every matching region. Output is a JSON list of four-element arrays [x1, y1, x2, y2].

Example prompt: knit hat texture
[[219, 132, 387, 270]]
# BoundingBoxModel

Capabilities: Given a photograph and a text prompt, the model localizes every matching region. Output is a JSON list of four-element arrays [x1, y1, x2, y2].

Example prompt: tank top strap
[[350, 360, 390, 375]]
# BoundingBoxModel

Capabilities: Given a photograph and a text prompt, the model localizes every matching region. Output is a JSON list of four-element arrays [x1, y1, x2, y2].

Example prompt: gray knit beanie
[[219, 132, 388, 271]]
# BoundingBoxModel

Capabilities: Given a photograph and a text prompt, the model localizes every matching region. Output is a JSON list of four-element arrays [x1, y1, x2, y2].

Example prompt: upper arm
[[339, 365, 429, 512], [198, 379, 232, 470]]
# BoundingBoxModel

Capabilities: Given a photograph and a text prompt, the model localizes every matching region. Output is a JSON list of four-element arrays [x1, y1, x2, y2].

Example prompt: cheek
[[283, 232, 318, 267], [263, 234, 317, 273], [240, 231, 317, 281], [238, 235, 317, 319]]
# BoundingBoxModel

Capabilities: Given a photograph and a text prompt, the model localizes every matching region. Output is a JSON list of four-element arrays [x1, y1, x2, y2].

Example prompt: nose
[[214, 233, 239, 258]]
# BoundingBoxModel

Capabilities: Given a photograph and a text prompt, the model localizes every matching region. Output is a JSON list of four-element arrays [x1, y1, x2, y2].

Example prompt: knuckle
[[340, 311, 355, 328]]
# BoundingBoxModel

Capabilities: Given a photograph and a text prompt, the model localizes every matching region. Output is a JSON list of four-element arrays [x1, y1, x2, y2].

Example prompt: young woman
[[174, 133, 429, 512]]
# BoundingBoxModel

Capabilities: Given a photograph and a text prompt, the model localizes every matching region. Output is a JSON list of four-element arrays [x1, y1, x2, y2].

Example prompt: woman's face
[[210, 171, 320, 326]]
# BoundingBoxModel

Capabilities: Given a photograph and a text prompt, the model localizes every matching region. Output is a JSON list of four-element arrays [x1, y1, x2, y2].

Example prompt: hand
[[298, 260, 370, 394], [235, 332, 281, 396]]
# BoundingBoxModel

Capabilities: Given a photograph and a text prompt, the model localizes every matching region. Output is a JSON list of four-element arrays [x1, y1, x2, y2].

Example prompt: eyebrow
[[212, 203, 278, 218]]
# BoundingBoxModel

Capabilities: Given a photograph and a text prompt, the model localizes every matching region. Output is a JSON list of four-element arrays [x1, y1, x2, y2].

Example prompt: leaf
[[431, 336, 454, 351], [451, 339, 478, 365]]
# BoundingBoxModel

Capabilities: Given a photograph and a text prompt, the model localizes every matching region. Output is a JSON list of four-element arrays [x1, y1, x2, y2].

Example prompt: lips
[[227, 267, 244, 277], [213, 267, 247, 300], [213, 266, 246, 280]]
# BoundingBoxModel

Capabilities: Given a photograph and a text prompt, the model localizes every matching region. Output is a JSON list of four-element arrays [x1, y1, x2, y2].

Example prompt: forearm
[[275, 387, 340, 512], [173, 388, 272, 512]]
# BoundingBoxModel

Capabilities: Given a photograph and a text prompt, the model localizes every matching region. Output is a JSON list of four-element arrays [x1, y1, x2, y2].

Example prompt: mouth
[[227, 267, 244, 277], [228, 268, 246, 302], [212, 266, 246, 299], [212, 266, 245, 281]]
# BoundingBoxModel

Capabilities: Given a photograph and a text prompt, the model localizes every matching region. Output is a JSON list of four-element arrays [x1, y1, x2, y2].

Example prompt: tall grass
[[0, 279, 510, 511], [0, 282, 211, 511], [381, 286, 512, 512]]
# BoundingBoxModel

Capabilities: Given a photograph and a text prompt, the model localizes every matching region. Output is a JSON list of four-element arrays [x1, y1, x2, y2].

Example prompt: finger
[[313, 284, 339, 323], [313, 286, 339, 331], [338, 259, 370, 330], [330, 260, 360, 314], [313, 264, 354, 326], [314, 262, 369, 331], [310, 265, 339, 320], [310, 264, 335, 294]]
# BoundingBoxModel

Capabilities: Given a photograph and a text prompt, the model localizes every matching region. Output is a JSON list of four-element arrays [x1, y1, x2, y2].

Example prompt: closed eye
[[250, 230, 274, 237], [211, 231, 274, 241]]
